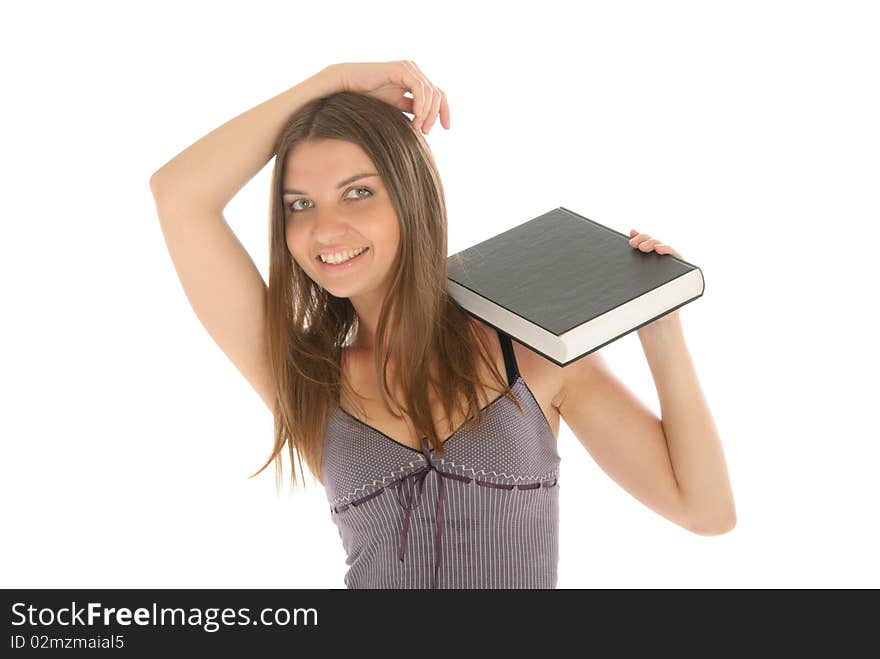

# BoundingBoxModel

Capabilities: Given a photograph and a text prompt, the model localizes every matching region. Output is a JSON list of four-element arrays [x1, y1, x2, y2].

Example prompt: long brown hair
[[250, 91, 524, 495]]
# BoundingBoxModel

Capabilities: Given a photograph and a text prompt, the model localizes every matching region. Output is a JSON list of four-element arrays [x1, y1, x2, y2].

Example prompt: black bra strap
[[496, 329, 520, 387]]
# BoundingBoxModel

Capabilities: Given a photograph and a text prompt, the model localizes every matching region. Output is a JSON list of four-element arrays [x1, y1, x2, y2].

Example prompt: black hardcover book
[[446, 206, 705, 366]]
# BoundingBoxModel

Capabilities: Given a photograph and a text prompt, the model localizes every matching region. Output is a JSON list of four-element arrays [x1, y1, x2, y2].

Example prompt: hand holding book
[[628, 228, 685, 336], [446, 207, 704, 366], [628, 229, 683, 260]]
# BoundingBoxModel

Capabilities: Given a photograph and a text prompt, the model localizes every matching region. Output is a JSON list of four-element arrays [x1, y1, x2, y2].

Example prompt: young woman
[[150, 60, 735, 589]]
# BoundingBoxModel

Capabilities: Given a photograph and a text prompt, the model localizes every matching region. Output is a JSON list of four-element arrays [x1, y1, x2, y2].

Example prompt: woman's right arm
[[149, 66, 342, 413]]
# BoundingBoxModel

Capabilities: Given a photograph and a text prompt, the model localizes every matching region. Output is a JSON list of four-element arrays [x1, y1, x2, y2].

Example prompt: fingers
[[437, 87, 450, 129], [410, 62, 444, 132], [629, 230, 655, 249], [423, 86, 443, 133], [628, 229, 682, 258], [395, 61, 422, 116], [401, 61, 432, 131], [629, 229, 649, 246], [414, 82, 432, 132], [400, 60, 447, 134]]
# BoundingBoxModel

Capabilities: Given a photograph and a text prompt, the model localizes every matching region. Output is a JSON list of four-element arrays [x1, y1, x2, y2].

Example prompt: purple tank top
[[321, 328, 560, 589]]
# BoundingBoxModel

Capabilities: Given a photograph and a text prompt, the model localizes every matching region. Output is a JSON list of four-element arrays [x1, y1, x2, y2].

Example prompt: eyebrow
[[282, 172, 379, 196]]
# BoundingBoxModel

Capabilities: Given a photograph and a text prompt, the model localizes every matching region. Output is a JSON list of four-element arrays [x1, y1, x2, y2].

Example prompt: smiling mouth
[[316, 246, 370, 265]]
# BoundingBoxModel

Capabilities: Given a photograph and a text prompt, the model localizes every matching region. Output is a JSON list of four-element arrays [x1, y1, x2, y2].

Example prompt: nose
[[311, 209, 354, 241]]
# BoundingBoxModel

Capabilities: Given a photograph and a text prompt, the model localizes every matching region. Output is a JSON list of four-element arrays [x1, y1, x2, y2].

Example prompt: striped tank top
[[321, 329, 561, 589]]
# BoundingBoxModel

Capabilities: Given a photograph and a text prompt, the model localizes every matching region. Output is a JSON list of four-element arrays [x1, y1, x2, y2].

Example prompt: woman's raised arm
[[148, 66, 342, 412]]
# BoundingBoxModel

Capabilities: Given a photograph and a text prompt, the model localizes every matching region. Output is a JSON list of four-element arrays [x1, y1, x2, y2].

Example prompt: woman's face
[[283, 139, 400, 301]]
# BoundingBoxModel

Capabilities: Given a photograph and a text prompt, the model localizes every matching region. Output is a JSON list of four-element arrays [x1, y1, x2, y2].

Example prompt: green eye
[[287, 186, 373, 213]]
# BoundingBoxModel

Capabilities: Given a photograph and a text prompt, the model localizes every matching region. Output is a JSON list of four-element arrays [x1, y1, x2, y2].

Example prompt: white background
[[2, 0, 878, 589]]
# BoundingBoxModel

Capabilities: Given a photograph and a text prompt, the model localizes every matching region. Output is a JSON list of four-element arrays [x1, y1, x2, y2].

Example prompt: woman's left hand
[[628, 229, 683, 260], [630, 228, 684, 335]]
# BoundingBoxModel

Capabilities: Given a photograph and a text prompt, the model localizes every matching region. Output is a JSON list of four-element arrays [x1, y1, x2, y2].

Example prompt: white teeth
[[320, 246, 367, 264]]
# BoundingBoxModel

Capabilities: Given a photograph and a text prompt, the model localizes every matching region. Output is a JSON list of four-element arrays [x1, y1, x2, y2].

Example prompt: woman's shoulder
[[470, 318, 566, 410]]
